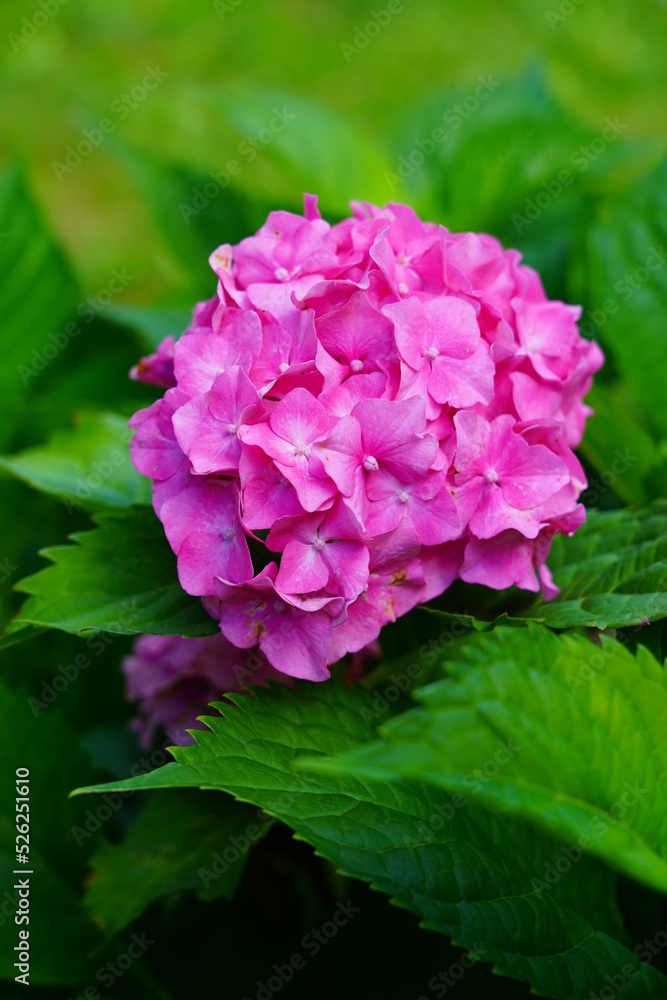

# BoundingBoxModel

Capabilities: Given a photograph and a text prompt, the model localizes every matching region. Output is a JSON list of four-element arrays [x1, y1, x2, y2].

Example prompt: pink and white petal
[[317, 416, 363, 496], [382, 297, 426, 370]]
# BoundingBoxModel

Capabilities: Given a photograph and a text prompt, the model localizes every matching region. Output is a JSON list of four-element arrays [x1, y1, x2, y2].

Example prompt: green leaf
[[584, 159, 667, 443], [0, 677, 101, 984], [73, 681, 666, 999], [577, 384, 658, 508], [308, 627, 667, 894], [0, 411, 150, 510], [519, 503, 667, 628], [5, 506, 217, 642], [85, 790, 272, 934], [397, 72, 638, 238], [423, 505, 667, 633], [0, 163, 78, 450]]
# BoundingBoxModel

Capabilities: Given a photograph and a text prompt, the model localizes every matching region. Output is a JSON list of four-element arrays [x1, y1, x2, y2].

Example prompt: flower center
[[294, 443, 309, 457], [226, 422, 238, 435], [363, 455, 379, 472], [313, 537, 326, 552], [350, 358, 364, 373], [279, 361, 290, 373], [397, 489, 410, 504], [485, 468, 499, 484], [424, 346, 439, 360], [274, 267, 290, 282], [221, 526, 236, 542]]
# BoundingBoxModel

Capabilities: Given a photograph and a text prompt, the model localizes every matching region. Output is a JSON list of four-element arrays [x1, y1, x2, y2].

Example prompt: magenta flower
[[267, 499, 369, 602], [129, 195, 603, 682], [173, 366, 260, 476], [318, 396, 438, 526], [122, 632, 282, 747], [452, 411, 570, 539], [240, 387, 336, 511], [214, 565, 336, 681], [385, 295, 495, 411]]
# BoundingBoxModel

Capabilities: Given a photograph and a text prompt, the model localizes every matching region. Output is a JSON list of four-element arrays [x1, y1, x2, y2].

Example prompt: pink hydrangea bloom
[[129, 197, 603, 682], [122, 632, 281, 747], [122, 631, 381, 747]]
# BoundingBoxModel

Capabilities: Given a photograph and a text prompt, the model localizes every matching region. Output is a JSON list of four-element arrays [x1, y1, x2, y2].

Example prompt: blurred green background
[[1, 0, 666, 299]]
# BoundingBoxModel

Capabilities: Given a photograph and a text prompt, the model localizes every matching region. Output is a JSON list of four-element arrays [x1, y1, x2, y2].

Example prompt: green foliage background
[[1, 1, 666, 998]]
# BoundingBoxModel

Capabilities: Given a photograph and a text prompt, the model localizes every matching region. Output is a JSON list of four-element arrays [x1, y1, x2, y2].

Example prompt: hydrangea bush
[[129, 196, 602, 680], [4, 98, 667, 1000]]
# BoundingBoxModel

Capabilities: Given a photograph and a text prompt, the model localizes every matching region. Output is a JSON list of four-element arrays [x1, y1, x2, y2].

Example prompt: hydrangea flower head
[[130, 197, 602, 681]]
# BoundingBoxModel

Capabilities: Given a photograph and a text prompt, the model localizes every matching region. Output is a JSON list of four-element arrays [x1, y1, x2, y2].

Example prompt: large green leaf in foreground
[[4, 506, 217, 643], [73, 680, 665, 999], [307, 627, 667, 895]]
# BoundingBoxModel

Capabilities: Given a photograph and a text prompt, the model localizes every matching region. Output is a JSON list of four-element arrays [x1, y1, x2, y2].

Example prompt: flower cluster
[[122, 632, 280, 747], [130, 196, 602, 681], [122, 632, 379, 747]]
